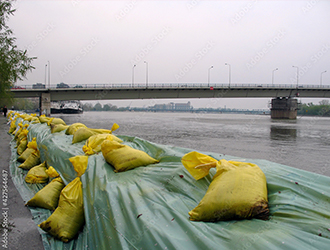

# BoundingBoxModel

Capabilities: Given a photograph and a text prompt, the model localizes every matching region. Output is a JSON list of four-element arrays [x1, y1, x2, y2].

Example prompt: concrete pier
[[270, 97, 298, 119], [40, 92, 51, 116]]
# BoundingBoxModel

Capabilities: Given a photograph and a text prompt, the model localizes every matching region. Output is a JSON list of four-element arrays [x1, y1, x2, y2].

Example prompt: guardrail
[[11, 83, 330, 90]]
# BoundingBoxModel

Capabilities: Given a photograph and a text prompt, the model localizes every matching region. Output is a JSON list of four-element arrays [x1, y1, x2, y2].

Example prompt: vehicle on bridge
[[11, 86, 25, 89], [33, 83, 46, 89], [56, 82, 70, 88]]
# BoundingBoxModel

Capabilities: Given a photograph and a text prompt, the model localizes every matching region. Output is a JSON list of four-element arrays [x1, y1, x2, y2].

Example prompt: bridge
[[11, 83, 330, 119], [10, 83, 330, 101]]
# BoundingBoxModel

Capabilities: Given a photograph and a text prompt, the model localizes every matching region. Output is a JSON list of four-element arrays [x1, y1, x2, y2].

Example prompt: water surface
[[56, 112, 330, 177]]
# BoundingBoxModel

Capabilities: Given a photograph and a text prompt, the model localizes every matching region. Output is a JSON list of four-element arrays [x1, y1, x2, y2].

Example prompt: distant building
[[175, 101, 192, 111], [151, 101, 192, 111]]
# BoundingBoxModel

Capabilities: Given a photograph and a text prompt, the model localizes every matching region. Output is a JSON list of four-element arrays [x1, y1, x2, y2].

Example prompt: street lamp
[[320, 70, 327, 86], [144, 61, 148, 88], [225, 63, 231, 87], [44, 63, 48, 85], [48, 60, 50, 89], [208, 66, 213, 87], [272, 68, 278, 86], [132, 64, 136, 87], [292, 65, 299, 88]]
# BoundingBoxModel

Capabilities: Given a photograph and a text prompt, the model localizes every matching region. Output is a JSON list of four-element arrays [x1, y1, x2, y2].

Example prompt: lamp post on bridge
[[320, 70, 327, 87], [144, 61, 148, 88], [44, 63, 47, 85], [225, 63, 231, 88], [48, 60, 50, 89], [132, 64, 136, 87], [292, 65, 299, 88], [272, 68, 278, 86], [208, 65, 213, 87]]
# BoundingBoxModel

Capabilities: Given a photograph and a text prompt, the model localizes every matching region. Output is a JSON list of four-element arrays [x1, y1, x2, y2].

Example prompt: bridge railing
[[11, 83, 330, 90]]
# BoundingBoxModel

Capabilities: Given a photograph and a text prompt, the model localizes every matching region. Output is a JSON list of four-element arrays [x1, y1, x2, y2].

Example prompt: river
[[54, 111, 330, 177]]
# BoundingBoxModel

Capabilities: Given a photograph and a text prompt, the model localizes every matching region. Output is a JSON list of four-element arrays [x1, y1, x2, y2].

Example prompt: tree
[[103, 104, 111, 111], [319, 100, 329, 106], [82, 102, 93, 111], [0, 0, 35, 104], [93, 103, 102, 111]]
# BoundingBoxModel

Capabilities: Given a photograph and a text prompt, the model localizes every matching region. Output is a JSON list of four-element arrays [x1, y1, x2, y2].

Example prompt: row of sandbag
[[8, 111, 271, 241], [7, 111, 160, 243]]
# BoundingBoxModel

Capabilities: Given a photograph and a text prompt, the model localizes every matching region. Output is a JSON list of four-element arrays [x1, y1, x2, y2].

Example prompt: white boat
[[50, 101, 63, 114], [61, 101, 83, 114]]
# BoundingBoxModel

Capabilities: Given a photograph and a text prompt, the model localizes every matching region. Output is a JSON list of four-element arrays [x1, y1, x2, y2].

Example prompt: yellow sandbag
[[51, 124, 69, 133], [17, 137, 38, 162], [17, 148, 35, 163], [25, 162, 49, 184], [181, 151, 269, 222], [16, 129, 29, 147], [23, 115, 33, 122], [82, 134, 123, 155], [27, 137, 38, 151], [45, 166, 60, 178], [26, 177, 65, 210], [89, 123, 119, 134], [72, 128, 96, 144], [30, 117, 40, 124], [65, 123, 87, 135], [47, 117, 66, 126], [72, 123, 120, 144], [19, 150, 41, 170], [101, 140, 159, 172], [39, 155, 88, 242], [13, 123, 24, 138], [39, 115, 51, 124], [17, 137, 28, 155], [8, 118, 17, 134]]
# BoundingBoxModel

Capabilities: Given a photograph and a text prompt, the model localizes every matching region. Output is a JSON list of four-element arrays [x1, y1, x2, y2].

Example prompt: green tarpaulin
[[9, 119, 330, 249]]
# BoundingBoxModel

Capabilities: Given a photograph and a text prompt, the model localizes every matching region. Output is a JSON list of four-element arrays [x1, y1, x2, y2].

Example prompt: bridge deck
[[10, 83, 330, 101]]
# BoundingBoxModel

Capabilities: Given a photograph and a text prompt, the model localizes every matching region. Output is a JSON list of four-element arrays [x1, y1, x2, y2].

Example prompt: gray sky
[[9, 0, 330, 109]]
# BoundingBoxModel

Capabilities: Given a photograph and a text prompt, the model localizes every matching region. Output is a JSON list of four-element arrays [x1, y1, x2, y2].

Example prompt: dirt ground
[[0, 115, 44, 250]]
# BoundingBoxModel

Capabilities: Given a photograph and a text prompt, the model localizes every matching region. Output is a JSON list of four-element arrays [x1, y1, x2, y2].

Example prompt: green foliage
[[0, 0, 36, 102], [82, 103, 93, 111], [298, 100, 330, 116], [82, 102, 118, 111], [4, 98, 39, 110], [93, 103, 103, 111]]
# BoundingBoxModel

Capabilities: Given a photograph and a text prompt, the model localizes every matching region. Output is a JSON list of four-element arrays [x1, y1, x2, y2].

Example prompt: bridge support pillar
[[270, 97, 298, 119], [40, 93, 51, 116]]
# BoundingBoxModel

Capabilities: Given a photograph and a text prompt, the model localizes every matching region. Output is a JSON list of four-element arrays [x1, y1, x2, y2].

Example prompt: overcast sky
[[8, 0, 330, 109]]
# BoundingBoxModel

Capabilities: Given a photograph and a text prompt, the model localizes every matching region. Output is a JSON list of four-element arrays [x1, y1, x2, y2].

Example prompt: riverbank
[[0, 116, 44, 250]]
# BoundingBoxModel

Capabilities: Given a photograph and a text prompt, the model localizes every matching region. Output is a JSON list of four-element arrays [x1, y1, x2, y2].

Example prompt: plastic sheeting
[[9, 120, 330, 249]]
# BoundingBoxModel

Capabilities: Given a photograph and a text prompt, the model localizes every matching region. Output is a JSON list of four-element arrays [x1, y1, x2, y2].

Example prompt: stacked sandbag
[[19, 150, 41, 170], [26, 167, 64, 210], [51, 124, 69, 133], [82, 133, 123, 155], [39, 114, 52, 124], [25, 161, 49, 184], [16, 128, 29, 155], [39, 155, 88, 242], [13, 123, 27, 139], [18, 138, 41, 170], [17, 138, 38, 163], [65, 123, 87, 135], [47, 117, 66, 127], [181, 151, 269, 222], [8, 116, 18, 134], [101, 139, 159, 172], [72, 123, 119, 143]]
